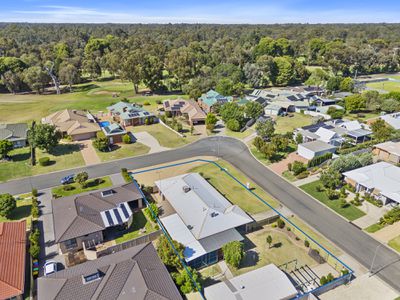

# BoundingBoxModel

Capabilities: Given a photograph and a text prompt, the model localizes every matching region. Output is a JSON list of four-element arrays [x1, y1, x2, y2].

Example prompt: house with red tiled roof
[[0, 220, 26, 300]]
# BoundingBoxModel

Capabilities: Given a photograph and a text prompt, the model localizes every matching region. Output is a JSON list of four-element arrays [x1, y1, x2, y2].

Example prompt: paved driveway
[[38, 188, 64, 275], [134, 131, 170, 153], [79, 140, 101, 165], [269, 152, 308, 175]]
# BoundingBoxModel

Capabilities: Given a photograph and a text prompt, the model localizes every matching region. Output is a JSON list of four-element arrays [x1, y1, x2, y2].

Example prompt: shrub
[[287, 227, 291, 231], [121, 168, 131, 183], [32, 189, 38, 197], [143, 101, 150, 106], [296, 170, 309, 179], [30, 243, 40, 259], [31, 197, 39, 219], [292, 161, 306, 176], [122, 134, 131, 144], [222, 241, 244, 268], [156, 100, 162, 104], [0, 193, 16, 218], [316, 184, 325, 192], [326, 273, 335, 282], [271, 223, 277, 228], [326, 189, 340, 200], [165, 111, 172, 118], [339, 198, 348, 208], [287, 162, 292, 171], [320, 276, 328, 285], [75, 172, 89, 188], [226, 119, 241, 132], [96, 131, 106, 139], [341, 269, 349, 276], [307, 152, 333, 168], [277, 218, 285, 229], [29, 228, 40, 259], [63, 184, 75, 191], [93, 137, 109, 151], [304, 240, 310, 248], [144, 202, 159, 223], [38, 157, 50, 166]]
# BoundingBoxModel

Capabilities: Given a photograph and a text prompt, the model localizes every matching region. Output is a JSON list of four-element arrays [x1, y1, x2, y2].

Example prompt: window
[[64, 238, 77, 250], [82, 271, 101, 284]]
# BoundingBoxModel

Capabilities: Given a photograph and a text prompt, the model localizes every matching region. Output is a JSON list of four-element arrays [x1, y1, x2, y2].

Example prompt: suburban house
[[373, 141, 400, 164], [337, 120, 372, 143], [154, 173, 253, 268], [0, 123, 28, 148], [101, 123, 128, 144], [379, 112, 400, 130], [37, 243, 182, 300], [163, 99, 206, 125], [198, 89, 232, 113], [107, 102, 156, 127], [0, 220, 26, 300], [204, 264, 297, 300], [264, 103, 288, 116], [343, 162, 400, 205], [297, 140, 337, 160], [52, 183, 144, 258], [42, 109, 100, 141]]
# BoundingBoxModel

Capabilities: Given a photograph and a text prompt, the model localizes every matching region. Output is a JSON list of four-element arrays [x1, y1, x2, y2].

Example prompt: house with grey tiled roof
[[0, 123, 28, 148], [38, 242, 183, 300], [107, 102, 157, 127], [52, 183, 144, 256]]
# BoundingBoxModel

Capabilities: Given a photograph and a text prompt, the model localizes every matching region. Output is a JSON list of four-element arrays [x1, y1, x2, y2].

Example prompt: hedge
[[307, 152, 333, 168], [38, 157, 50, 166]]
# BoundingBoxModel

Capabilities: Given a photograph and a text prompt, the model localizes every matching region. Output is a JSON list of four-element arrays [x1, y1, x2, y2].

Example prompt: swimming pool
[[98, 121, 110, 128]]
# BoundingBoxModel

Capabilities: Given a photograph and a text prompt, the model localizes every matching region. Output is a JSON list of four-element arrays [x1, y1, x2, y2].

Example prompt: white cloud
[[0, 4, 399, 24]]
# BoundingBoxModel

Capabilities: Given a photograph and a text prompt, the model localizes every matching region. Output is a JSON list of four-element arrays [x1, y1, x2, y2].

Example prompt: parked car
[[44, 261, 57, 276], [60, 174, 74, 185]]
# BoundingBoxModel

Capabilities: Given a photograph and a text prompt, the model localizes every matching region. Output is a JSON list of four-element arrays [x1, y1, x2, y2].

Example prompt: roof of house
[[37, 243, 182, 300], [199, 89, 232, 107], [343, 162, 400, 203], [52, 183, 143, 242], [381, 112, 400, 130], [298, 140, 337, 152], [204, 264, 297, 300], [42, 109, 100, 136], [0, 123, 28, 141], [102, 123, 127, 136], [155, 173, 252, 240], [374, 141, 400, 157], [315, 127, 338, 143], [347, 128, 372, 138], [0, 221, 26, 299], [163, 99, 187, 111], [181, 100, 206, 120], [107, 102, 154, 120]]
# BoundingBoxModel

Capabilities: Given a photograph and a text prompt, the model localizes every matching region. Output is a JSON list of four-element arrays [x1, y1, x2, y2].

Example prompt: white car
[[44, 261, 57, 276]]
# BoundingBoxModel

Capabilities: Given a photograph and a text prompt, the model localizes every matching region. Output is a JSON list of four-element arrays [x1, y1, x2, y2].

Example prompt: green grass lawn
[[388, 235, 400, 253], [364, 223, 385, 233], [52, 176, 112, 197], [133, 123, 193, 148], [345, 112, 381, 122], [366, 81, 400, 93], [225, 127, 255, 140], [300, 180, 365, 221], [96, 142, 150, 162], [115, 210, 156, 244], [0, 78, 188, 123], [282, 170, 297, 182], [0, 144, 85, 182], [231, 228, 317, 276], [0, 196, 32, 229], [189, 160, 279, 215], [275, 113, 313, 134]]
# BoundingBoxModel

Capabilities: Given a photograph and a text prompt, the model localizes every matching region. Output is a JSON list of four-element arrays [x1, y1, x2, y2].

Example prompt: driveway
[[134, 131, 170, 153], [269, 152, 308, 175], [38, 188, 64, 276], [79, 140, 101, 165]]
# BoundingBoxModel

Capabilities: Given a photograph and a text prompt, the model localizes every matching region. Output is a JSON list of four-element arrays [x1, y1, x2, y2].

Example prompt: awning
[[100, 202, 132, 228]]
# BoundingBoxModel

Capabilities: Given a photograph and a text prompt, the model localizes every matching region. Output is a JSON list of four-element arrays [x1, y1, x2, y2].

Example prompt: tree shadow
[[49, 144, 81, 156], [12, 151, 31, 162], [9, 204, 32, 220], [239, 250, 260, 268], [272, 242, 283, 248], [71, 83, 100, 92]]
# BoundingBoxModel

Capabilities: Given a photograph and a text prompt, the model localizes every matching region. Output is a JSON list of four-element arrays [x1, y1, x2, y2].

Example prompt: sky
[[1, 0, 400, 24]]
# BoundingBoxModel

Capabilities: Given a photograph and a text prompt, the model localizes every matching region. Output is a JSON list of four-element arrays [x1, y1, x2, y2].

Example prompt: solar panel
[[105, 211, 114, 226], [143, 112, 150, 116], [113, 208, 123, 224], [120, 203, 130, 219]]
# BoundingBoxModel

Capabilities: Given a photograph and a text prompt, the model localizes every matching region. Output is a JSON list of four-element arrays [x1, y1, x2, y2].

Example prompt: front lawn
[[225, 127, 255, 140], [133, 123, 190, 148], [388, 235, 400, 253], [275, 113, 313, 134], [300, 180, 365, 221], [52, 176, 112, 197], [364, 223, 384, 233], [0, 144, 85, 182], [115, 210, 156, 244], [96, 142, 150, 162], [0, 194, 32, 228], [189, 160, 279, 215]]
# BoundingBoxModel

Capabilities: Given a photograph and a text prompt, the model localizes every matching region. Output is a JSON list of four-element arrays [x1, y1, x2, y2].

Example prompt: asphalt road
[[1, 136, 399, 292]]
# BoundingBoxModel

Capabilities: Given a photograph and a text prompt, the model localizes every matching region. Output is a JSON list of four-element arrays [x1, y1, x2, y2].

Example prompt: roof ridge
[[195, 207, 210, 239], [115, 259, 138, 299], [52, 278, 69, 300], [91, 263, 117, 300]]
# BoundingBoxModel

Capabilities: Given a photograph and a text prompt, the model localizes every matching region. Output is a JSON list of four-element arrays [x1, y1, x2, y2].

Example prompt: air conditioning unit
[[182, 186, 191, 193]]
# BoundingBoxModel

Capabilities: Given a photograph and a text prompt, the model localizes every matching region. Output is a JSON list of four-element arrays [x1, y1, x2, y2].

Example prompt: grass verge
[[388, 235, 400, 253], [96, 142, 150, 162], [52, 176, 112, 197]]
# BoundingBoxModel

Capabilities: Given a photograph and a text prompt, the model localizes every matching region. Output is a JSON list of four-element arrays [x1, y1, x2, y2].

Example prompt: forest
[[0, 23, 400, 97]]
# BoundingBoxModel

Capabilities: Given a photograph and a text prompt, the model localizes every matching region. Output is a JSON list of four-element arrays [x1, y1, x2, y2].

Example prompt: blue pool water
[[99, 121, 110, 128]]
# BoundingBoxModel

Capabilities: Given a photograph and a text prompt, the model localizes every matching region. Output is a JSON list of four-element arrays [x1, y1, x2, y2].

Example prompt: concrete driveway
[[38, 188, 65, 276], [79, 140, 101, 165], [134, 131, 170, 153]]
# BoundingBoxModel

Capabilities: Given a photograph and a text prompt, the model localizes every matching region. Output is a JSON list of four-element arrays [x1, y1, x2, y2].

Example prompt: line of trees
[[1, 24, 400, 96]]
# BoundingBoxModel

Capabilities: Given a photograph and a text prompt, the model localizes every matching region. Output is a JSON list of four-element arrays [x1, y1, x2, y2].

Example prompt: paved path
[[79, 140, 101, 165], [1, 137, 399, 292], [243, 132, 257, 143], [353, 203, 388, 229], [293, 173, 320, 187], [109, 173, 126, 186], [218, 260, 234, 280], [134, 131, 170, 153], [372, 222, 400, 244]]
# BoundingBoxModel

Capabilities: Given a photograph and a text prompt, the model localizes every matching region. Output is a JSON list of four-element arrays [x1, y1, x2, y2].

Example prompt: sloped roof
[[299, 140, 336, 152], [107, 102, 155, 120], [42, 109, 100, 135], [37, 243, 182, 300], [315, 127, 338, 143], [102, 123, 126, 136], [374, 141, 400, 156], [0, 221, 26, 299], [343, 162, 400, 204], [53, 182, 143, 242], [381, 112, 400, 130], [155, 173, 252, 240], [199, 89, 231, 107], [0, 123, 28, 141], [204, 264, 297, 300]]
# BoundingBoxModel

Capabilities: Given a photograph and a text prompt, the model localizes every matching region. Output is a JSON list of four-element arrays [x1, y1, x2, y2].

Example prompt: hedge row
[[307, 152, 333, 168]]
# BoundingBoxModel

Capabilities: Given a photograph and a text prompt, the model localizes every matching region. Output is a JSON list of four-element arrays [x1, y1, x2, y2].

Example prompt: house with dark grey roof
[[52, 183, 144, 256], [0, 123, 28, 148], [38, 242, 183, 300]]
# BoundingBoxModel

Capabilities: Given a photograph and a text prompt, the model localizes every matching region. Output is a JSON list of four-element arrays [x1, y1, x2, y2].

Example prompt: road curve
[[0, 136, 399, 292]]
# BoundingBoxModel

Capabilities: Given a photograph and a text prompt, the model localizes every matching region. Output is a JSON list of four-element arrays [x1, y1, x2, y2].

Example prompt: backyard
[[189, 160, 279, 215], [95, 142, 150, 162], [300, 180, 366, 221], [51, 176, 112, 197], [275, 113, 313, 134], [0, 144, 85, 182], [114, 210, 157, 244]]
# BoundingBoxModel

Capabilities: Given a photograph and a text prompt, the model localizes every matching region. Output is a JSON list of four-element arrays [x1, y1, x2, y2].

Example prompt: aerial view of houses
[[1, 5, 400, 300]]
